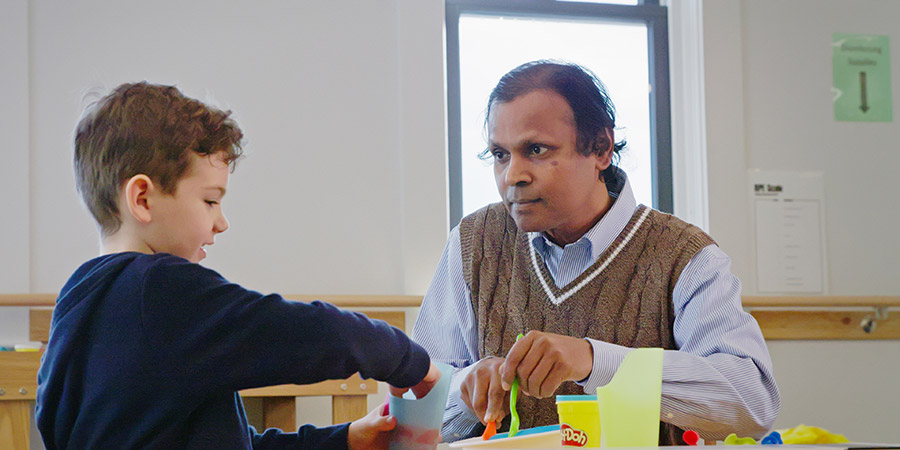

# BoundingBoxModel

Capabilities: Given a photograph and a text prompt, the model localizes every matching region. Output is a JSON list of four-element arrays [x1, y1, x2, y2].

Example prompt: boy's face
[[146, 152, 231, 263]]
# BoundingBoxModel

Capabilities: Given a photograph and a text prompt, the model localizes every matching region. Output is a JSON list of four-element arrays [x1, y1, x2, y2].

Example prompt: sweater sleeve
[[139, 255, 430, 394], [250, 424, 349, 450]]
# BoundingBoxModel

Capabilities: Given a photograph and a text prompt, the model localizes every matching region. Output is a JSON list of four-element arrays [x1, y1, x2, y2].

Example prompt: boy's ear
[[123, 175, 154, 224]]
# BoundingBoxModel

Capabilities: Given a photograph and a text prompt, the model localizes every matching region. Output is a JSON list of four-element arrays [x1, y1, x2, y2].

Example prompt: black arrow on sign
[[860, 71, 869, 113]]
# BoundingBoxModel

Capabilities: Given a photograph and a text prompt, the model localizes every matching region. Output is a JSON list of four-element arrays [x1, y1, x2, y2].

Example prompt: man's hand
[[500, 331, 593, 398], [389, 362, 442, 399], [347, 403, 396, 450], [459, 356, 510, 425]]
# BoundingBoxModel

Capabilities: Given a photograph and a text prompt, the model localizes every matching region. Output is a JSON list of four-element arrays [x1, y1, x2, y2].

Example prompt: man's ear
[[593, 128, 615, 171], [123, 175, 154, 225]]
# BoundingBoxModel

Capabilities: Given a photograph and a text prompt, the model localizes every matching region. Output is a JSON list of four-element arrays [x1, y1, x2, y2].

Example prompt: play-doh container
[[556, 395, 601, 447]]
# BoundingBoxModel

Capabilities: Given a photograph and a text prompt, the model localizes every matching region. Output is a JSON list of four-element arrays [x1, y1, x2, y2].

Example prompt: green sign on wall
[[833, 33, 892, 122]]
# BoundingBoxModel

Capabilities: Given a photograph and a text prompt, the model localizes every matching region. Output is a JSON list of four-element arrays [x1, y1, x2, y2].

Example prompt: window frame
[[445, 0, 672, 227]]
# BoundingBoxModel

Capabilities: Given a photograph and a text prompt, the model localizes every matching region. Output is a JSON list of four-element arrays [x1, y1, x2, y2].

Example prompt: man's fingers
[[510, 335, 545, 393], [501, 334, 534, 389], [470, 374, 490, 422], [524, 353, 555, 397], [539, 360, 567, 398], [484, 369, 508, 423], [460, 382, 475, 418]]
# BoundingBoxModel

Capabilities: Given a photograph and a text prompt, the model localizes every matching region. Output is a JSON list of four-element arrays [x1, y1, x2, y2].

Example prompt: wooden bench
[[0, 351, 37, 450], [0, 294, 421, 450]]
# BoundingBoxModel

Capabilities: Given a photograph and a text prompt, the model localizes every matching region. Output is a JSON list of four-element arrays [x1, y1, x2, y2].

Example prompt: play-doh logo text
[[561, 424, 588, 446]]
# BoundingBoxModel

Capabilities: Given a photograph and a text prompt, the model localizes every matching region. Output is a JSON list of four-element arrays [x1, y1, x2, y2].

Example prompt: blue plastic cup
[[389, 362, 453, 450]]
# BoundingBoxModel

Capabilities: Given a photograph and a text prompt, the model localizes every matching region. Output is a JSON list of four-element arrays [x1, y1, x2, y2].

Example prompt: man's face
[[488, 89, 612, 245], [147, 152, 231, 263]]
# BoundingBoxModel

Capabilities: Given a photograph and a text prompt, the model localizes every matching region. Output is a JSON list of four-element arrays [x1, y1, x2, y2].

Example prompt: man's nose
[[503, 154, 532, 186]]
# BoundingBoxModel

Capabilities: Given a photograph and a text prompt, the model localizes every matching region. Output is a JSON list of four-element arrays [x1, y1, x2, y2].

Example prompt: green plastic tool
[[508, 333, 524, 438]]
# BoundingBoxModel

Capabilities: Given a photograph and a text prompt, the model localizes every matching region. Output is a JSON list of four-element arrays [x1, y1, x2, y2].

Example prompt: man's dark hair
[[482, 60, 625, 180], [74, 82, 244, 237]]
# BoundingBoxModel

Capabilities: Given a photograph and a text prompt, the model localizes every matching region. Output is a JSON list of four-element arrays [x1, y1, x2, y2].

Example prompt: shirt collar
[[529, 168, 637, 261]]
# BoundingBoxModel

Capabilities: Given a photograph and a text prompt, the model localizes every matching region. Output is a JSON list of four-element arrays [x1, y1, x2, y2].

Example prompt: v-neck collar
[[529, 205, 651, 305]]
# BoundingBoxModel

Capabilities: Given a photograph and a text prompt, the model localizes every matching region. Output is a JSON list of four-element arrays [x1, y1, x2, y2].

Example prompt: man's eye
[[205, 200, 218, 206], [492, 150, 509, 161], [529, 145, 549, 156]]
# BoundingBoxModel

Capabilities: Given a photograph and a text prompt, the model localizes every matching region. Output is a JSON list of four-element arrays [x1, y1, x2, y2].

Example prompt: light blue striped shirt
[[412, 173, 780, 442]]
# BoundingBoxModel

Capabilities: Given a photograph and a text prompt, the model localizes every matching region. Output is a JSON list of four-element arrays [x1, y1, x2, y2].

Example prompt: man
[[412, 61, 780, 444]]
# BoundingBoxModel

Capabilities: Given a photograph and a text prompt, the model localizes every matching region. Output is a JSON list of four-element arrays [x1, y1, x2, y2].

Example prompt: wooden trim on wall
[[744, 295, 900, 340], [750, 310, 900, 340], [743, 295, 900, 308], [0, 294, 56, 307]]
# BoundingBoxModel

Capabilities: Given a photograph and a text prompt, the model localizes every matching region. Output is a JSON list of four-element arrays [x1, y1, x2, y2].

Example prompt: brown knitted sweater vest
[[459, 203, 715, 445]]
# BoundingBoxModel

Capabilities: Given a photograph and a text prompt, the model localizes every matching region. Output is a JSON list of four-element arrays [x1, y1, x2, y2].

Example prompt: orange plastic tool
[[482, 421, 497, 440]]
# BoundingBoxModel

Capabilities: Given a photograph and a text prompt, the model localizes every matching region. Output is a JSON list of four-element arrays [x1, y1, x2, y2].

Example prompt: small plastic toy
[[724, 433, 758, 445], [761, 430, 782, 445], [683, 429, 700, 445], [481, 421, 497, 441], [507, 333, 524, 438], [779, 424, 849, 444], [487, 424, 561, 441]]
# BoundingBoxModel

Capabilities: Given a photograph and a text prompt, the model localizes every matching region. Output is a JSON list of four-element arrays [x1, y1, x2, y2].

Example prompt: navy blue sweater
[[36, 252, 430, 449]]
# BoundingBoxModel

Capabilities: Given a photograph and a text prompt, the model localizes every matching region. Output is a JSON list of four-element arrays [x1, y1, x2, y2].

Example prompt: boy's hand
[[347, 403, 396, 450], [389, 362, 441, 399]]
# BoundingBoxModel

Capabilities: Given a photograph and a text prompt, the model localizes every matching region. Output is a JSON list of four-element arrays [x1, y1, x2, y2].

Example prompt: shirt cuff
[[449, 362, 478, 416], [576, 338, 633, 394], [443, 363, 483, 441]]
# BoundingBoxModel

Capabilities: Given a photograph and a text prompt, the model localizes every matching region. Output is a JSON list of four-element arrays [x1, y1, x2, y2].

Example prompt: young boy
[[35, 82, 437, 450]]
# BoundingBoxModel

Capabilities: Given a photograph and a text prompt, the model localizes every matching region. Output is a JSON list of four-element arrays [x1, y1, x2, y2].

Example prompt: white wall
[[21, 0, 447, 297], [703, 0, 900, 442], [0, 0, 31, 343]]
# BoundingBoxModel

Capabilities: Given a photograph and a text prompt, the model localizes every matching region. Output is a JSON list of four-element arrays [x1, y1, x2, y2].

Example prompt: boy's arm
[[139, 255, 430, 393], [250, 424, 349, 450]]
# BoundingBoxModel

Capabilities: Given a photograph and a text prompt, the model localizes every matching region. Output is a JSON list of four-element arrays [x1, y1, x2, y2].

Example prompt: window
[[446, 0, 671, 226]]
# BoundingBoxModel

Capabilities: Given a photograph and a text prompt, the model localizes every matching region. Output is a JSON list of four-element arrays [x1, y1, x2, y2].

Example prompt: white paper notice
[[750, 171, 827, 293]]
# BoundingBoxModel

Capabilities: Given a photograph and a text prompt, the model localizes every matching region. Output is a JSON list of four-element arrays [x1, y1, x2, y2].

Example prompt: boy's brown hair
[[74, 82, 244, 237]]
